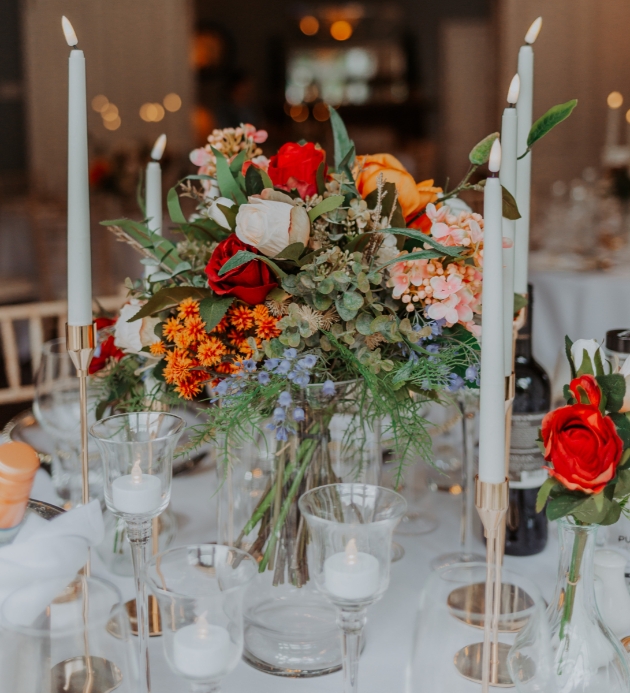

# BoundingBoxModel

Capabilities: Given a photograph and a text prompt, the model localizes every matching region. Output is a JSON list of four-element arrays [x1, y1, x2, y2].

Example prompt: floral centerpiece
[[532, 337, 630, 688]]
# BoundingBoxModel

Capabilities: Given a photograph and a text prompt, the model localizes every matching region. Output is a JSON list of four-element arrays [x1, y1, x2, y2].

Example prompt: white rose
[[114, 300, 160, 354], [570, 338, 611, 374], [208, 197, 235, 229], [235, 198, 292, 257]]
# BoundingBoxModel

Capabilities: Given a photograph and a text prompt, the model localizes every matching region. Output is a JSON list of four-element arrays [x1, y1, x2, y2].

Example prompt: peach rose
[[354, 154, 442, 221]]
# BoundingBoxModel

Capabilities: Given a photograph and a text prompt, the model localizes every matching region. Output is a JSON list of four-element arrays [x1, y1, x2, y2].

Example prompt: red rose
[[205, 234, 278, 305], [90, 317, 124, 374], [541, 376, 623, 494], [267, 142, 326, 198]]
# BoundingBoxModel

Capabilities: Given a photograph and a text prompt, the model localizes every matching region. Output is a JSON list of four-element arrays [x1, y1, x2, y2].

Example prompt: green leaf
[[218, 250, 287, 279], [572, 494, 611, 524], [316, 161, 326, 195], [308, 195, 344, 222], [611, 413, 630, 448], [167, 187, 187, 224], [514, 293, 528, 316], [211, 147, 247, 205], [129, 287, 213, 321], [502, 186, 521, 220], [601, 500, 623, 526], [614, 469, 630, 499], [563, 383, 576, 404], [536, 477, 557, 513], [199, 296, 234, 333], [527, 100, 578, 150], [565, 335, 577, 380], [229, 150, 247, 176], [245, 165, 265, 196], [216, 203, 237, 231], [594, 348, 606, 377], [274, 243, 305, 261], [180, 219, 230, 243], [377, 249, 443, 271], [259, 169, 274, 189], [334, 296, 358, 321], [596, 374, 626, 413], [345, 233, 372, 254], [469, 132, 500, 165], [577, 349, 594, 377], [377, 228, 462, 257], [342, 291, 364, 311], [328, 105, 354, 169], [136, 168, 146, 218], [546, 493, 587, 522], [356, 313, 374, 335]]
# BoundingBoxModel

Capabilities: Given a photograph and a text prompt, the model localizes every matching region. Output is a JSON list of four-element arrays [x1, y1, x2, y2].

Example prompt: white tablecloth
[[531, 268, 630, 379], [31, 468, 559, 692]]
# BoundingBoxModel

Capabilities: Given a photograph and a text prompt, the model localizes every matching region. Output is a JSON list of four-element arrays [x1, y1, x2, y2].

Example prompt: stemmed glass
[[144, 544, 257, 693], [90, 412, 185, 693], [298, 483, 406, 693]]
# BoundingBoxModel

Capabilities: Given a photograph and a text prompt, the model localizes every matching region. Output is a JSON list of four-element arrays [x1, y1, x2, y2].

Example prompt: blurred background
[[2, 0, 630, 421]]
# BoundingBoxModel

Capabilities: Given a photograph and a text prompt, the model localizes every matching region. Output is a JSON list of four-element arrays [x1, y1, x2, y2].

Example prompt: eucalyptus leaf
[[356, 313, 374, 335], [129, 287, 213, 321], [318, 277, 335, 294], [199, 296, 234, 333], [167, 187, 187, 224], [218, 250, 287, 279], [377, 228, 462, 257], [342, 291, 364, 311], [527, 100, 578, 150], [377, 249, 443, 271], [274, 243, 305, 261], [469, 132, 500, 165], [502, 186, 521, 220], [308, 195, 344, 222], [313, 293, 333, 310], [335, 296, 358, 321]]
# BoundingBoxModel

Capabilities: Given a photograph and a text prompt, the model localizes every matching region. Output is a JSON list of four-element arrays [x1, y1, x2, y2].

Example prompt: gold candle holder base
[[453, 642, 514, 687], [50, 656, 122, 693], [124, 595, 162, 637]]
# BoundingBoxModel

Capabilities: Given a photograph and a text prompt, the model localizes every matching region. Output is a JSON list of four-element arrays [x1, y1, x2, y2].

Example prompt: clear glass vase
[[215, 379, 381, 677], [509, 518, 630, 692]]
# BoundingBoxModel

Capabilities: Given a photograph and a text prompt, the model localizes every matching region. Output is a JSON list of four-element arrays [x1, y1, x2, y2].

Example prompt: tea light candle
[[0, 442, 40, 529], [173, 613, 231, 679], [324, 538, 380, 601], [111, 460, 161, 515]]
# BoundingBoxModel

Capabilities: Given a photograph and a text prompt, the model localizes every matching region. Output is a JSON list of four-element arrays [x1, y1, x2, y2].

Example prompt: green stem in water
[[559, 525, 589, 641]]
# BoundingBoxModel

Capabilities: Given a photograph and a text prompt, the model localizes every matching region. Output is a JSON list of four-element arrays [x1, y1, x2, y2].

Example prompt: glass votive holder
[[0, 575, 138, 693], [298, 483, 407, 693], [144, 544, 257, 693]]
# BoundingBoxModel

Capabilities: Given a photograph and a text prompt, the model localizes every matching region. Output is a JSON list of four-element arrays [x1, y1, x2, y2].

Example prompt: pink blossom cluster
[[387, 202, 484, 336]]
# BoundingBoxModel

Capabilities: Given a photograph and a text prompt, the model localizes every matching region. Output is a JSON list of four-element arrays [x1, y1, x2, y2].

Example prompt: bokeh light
[[289, 104, 309, 122], [163, 93, 182, 112], [608, 91, 623, 109], [300, 16, 319, 35], [140, 103, 165, 122], [91, 94, 109, 113], [330, 20, 353, 41], [101, 104, 119, 122], [313, 102, 330, 122], [626, 109, 630, 124], [103, 116, 121, 131]]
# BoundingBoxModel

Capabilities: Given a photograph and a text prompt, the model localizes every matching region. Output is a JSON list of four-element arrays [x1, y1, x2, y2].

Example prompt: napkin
[[0, 500, 104, 612]]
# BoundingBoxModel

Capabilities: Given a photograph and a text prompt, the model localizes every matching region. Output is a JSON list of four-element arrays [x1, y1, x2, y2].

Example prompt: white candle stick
[[606, 92, 623, 147], [111, 460, 162, 515], [173, 612, 233, 680], [144, 134, 166, 279], [501, 75, 520, 377], [324, 538, 380, 601], [478, 140, 505, 485], [514, 17, 542, 296], [63, 17, 92, 326]]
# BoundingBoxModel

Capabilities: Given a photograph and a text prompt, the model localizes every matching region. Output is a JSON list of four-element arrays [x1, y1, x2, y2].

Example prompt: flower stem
[[559, 524, 588, 641]]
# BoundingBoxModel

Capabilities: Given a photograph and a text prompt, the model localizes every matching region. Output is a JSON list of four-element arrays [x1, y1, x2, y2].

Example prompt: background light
[[103, 116, 121, 131], [289, 104, 309, 122], [140, 103, 165, 122], [163, 93, 182, 112], [608, 91, 623, 109], [330, 20, 353, 41], [91, 95, 109, 113], [300, 16, 319, 35], [101, 104, 119, 121], [313, 102, 330, 122]]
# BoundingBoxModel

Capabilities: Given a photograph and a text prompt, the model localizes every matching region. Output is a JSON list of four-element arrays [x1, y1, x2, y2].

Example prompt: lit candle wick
[[196, 612, 209, 639], [61, 16, 78, 47], [524, 16, 542, 45], [131, 460, 143, 485], [507, 74, 520, 106], [345, 538, 359, 566], [151, 134, 167, 161]]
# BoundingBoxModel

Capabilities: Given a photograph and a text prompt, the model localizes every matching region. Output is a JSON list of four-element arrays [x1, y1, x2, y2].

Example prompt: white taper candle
[[144, 134, 166, 279], [501, 75, 519, 377], [514, 17, 541, 296], [478, 139, 506, 485], [63, 17, 92, 326]]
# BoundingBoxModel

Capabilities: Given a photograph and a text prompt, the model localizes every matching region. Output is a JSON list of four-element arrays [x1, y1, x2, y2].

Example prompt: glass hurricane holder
[[90, 412, 185, 693], [144, 544, 257, 693], [0, 575, 138, 693], [509, 518, 630, 693], [298, 483, 406, 693]]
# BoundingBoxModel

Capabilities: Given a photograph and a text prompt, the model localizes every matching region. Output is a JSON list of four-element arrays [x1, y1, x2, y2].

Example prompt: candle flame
[[507, 74, 520, 105], [344, 538, 359, 566], [524, 17, 542, 45], [151, 134, 167, 161], [131, 460, 143, 484], [196, 611, 209, 639], [61, 16, 78, 47], [488, 138, 502, 174]]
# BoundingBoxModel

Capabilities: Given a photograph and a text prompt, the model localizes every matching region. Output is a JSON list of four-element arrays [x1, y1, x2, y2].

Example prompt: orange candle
[[0, 442, 40, 529]]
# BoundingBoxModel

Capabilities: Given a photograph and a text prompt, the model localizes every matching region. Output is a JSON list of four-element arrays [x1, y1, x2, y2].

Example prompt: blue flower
[[294, 373, 310, 387], [242, 359, 257, 372], [298, 355, 317, 370], [273, 407, 286, 422], [430, 319, 445, 338], [278, 391, 292, 407], [293, 407, 305, 422], [426, 344, 439, 354], [322, 380, 336, 397], [275, 427, 288, 441], [215, 380, 229, 396], [283, 348, 298, 359], [276, 360, 292, 375], [264, 358, 280, 371], [465, 365, 479, 383], [447, 373, 465, 392], [258, 371, 270, 385]]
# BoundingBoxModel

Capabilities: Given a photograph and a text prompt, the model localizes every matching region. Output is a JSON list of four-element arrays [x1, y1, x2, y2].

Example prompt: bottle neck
[[516, 283, 534, 361]]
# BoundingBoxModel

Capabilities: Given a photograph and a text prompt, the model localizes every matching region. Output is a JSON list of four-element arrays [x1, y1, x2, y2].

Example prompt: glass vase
[[509, 518, 630, 692], [215, 379, 382, 677]]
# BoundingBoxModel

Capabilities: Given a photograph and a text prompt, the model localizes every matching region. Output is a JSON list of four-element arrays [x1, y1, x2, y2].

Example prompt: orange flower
[[354, 154, 442, 221], [227, 304, 254, 332], [256, 315, 281, 340], [174, 330, 193, 350], [175, 379, 203, 400], [197, 336, 227, 367], [178, 298, 200, 321], [216, 361, 238, 374], [150, 340, 166, 356], [252, 304, 270, 323], [184, 315, 207, 343], [227, 329, 248, 349], [163, 349, 193, 385], [163, 317, 182, 343], [212, 315, 229, 334]]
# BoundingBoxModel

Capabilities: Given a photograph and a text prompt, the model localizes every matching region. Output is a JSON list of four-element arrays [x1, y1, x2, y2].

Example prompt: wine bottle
[[505, 283, 550, 556]]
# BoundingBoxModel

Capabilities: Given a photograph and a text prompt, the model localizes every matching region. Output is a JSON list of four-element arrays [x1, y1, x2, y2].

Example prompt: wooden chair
[[0, 294, 126, 405]]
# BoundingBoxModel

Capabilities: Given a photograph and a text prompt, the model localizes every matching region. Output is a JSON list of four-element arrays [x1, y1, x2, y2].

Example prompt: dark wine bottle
[[505, 284, 551, 556]]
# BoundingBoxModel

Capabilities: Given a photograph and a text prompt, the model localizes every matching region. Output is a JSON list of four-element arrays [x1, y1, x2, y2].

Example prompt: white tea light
[[324, 538, 380, 601], [111, 460, 162, 515], [173, 613, 232, 679]]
